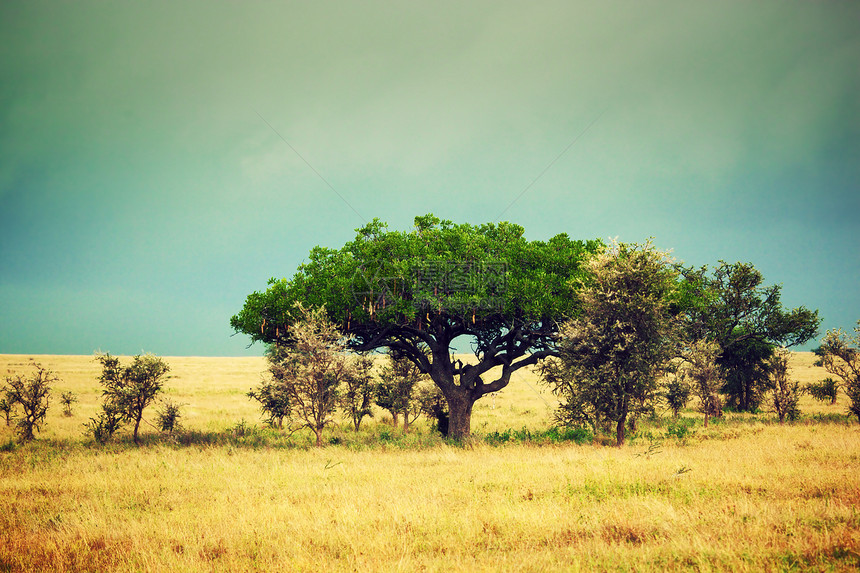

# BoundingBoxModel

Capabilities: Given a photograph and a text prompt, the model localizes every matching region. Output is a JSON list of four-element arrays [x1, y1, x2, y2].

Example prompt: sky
[[1, 1, 858, 357]]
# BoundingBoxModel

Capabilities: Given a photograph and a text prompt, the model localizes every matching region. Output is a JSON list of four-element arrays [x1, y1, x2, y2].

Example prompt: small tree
[[768, 348, 801, 424], [681, 340, 724, 428], [815, 321, 860, 422], [4, 364, 56, 441], [267, 303, 354, 447], [340, 354, 375, 431], [806, 378, 839, 405], [677, 261, 820, 412], [60, 391, 78, 417], [375, 350, 426, 431], [248, 381, 292, 429], [96, 353, 170, 444], [542, 240, 683, 446], [663, 376, 691, 418]]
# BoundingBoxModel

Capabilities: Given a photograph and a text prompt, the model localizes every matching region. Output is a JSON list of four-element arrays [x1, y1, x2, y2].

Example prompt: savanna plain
[[1, 353, 858, 572]]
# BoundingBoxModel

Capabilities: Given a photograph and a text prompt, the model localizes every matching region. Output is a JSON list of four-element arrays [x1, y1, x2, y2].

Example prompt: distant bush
[[60, 392, 77, 417]]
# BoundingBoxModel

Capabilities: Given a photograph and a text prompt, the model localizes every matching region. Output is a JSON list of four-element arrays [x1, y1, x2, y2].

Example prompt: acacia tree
[[541, 240, 683, 446], [267, 303, 354, 446], [680, 340, 724, 427], [232, 215, 601, 440], [95, 353, 170, 444], [816, 321, 860, 422], [677, 261, 819, 411], [4, 363, 56, 442]]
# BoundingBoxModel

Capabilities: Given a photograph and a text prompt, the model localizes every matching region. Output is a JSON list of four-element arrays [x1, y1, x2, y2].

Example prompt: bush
[[806, 378, 840, 405], [60, 392, 77, 417], [665, 418, 696, 441], [85, 403, 124, 444], [247, 381, 291, 429], [156, 399, 183, 433], [768, 349, 801, 424]]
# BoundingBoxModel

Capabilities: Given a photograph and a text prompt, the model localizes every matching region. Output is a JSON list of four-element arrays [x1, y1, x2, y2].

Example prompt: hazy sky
[[1, 1, 858, 356]]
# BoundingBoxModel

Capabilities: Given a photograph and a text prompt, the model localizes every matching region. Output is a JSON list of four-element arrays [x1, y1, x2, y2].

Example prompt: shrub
[[768, 348, 801, 424], [247, 381, 291, 429], [806, 378, 839, 405], [60, 391, 77, 417], [85, 403, 124, 444], [156, 399, 183, 433]]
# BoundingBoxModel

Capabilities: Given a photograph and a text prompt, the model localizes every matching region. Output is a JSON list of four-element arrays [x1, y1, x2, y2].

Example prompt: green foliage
[[678, 261, 820, 412], [60, 391, 77, 417], [664, 418, 697, 441], [340, 354, 375, 431], [663, 377, 691, 417], [484, 426, 592, 446], [94, 353, 171, 444], [542, 240, 684, 446], [719, 337, 773, 412], [156, 399, 183, 433], [231, 214, 602, 440], [816, 321, 860, 422], [85, 403, 124, 444], [374, 350, 427, 431], [247, 381, 291, 428], [680, 339, 724, 427], [3, 363, 56, 442], [806, 378, 839, 405], [767, 349, 801, 424]]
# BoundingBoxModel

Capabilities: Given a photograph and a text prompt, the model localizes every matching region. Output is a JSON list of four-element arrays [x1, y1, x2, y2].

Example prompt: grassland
[[1, 353, 858, 571]]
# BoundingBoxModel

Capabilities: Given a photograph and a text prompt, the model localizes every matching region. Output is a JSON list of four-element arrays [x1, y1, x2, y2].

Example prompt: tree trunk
[[615, 416, 626, 447], [447, 392, 475, 441], [314, 428, 323, 447], [133, 416, 142, 445]]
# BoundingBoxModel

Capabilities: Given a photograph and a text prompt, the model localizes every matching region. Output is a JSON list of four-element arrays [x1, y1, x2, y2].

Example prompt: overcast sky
[[1, 1, 858, 356]]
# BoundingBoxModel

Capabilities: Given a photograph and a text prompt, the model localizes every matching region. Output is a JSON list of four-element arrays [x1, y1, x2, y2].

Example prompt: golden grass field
[[1, 352, 858, 572]]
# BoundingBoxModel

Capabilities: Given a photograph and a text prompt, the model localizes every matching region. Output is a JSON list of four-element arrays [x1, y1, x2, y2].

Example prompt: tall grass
[[1, 353, 858, 571]]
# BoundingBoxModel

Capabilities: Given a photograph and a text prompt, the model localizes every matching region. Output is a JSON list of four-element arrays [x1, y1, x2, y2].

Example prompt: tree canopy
[[541, 240, 683, 446], [676, 261, 820, 411], [232, 214, 602, 439]]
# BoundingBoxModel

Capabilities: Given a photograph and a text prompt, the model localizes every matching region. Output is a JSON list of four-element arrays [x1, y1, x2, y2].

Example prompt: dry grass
[[1, 353, 859, 572]]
